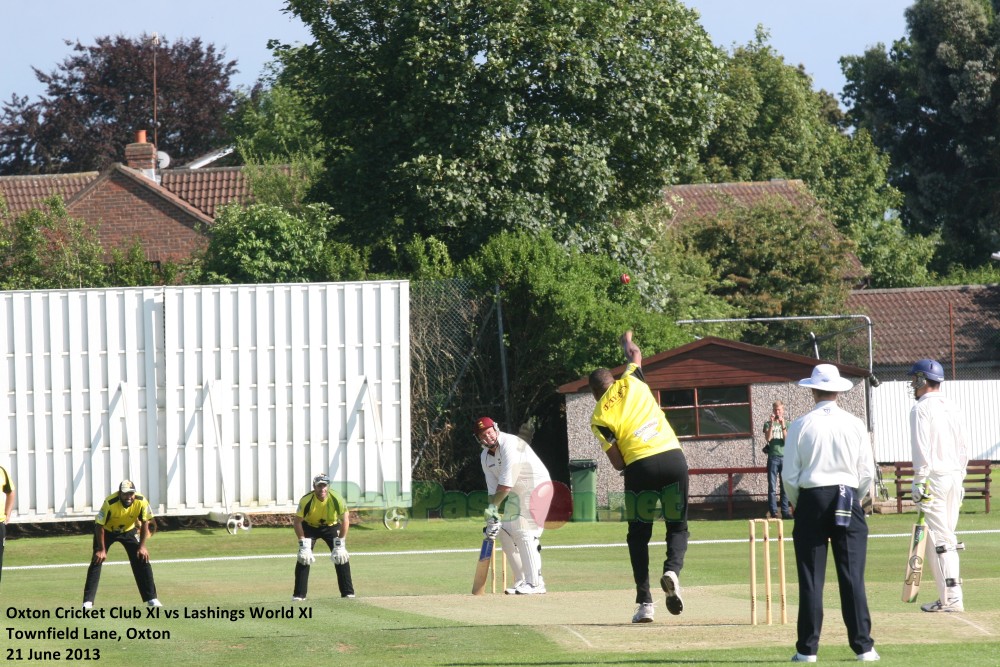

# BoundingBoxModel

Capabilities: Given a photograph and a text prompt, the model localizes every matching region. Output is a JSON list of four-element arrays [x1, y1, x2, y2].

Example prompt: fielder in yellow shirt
[[82, 480, 161, 608], [590, 330, 688, 624]]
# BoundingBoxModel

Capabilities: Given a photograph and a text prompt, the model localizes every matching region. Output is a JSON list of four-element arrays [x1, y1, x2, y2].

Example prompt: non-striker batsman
[[908, 359, 969, 612]]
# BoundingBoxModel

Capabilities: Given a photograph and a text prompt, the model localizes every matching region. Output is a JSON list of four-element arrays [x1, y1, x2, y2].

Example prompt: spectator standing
[[763, 401, 793, 519]]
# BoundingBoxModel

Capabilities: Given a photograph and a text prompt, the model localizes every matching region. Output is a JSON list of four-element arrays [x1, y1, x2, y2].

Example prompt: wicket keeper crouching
[[82, 480, 161, 608], [292, 474, 355, 600]]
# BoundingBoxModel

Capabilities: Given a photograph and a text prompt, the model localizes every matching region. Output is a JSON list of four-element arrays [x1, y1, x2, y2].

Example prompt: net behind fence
[[409, 279, 504, 486]]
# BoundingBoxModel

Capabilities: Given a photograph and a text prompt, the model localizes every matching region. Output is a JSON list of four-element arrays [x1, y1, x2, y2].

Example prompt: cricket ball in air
[[620, 273, 631, 285]]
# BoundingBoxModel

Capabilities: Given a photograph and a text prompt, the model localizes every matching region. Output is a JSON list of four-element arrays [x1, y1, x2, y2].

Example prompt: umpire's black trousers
[[623, 448, 689, 604], [293, 523, 355, 599], [83, 529, 158, 605], [792, 486, 875, 657]]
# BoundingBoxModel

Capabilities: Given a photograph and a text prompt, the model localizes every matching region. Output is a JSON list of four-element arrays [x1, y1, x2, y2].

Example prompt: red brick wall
[[68, 171, 208, 264]]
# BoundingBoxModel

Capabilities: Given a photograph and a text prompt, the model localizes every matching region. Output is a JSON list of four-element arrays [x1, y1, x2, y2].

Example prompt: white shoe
[[791, 653, 817, 663], [343, 594, 356, 598], [921, 599, 964, 612], [292, 596, 306, 601], [504, 580, 525, 595], [631, 602, 655, 623], [82, 601, 93, 610], [660, 571, 683, 615], [146, 599, 163, 608], [514, 581, 546, 595], [857, 649, 880, 661]]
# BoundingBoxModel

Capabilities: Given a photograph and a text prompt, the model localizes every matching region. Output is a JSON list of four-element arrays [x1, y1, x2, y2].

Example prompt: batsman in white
[[908, 359, 969, 613], [475, 417, 553, 595], [292, 474, 355, 600]]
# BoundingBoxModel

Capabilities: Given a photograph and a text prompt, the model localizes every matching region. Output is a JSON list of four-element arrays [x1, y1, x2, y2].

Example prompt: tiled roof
[[663, 180, 818, 224], [846, 285, 1000, 370], [159, 166, 254, 217], [2, 165, 279, 220], [0, 173, 100, 216]]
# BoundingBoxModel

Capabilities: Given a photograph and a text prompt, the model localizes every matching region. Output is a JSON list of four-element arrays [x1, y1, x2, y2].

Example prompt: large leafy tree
[[228, 79, 328, 213], [675, 197, 855, 347], [279, 0, 723, 268], [681, 30, 934, 288], [0, 35, 237, 174], [842, 0, 1000, 269]]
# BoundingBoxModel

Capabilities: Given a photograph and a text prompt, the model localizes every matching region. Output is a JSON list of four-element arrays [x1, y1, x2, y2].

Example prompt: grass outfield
[[3, 507, 999, 666]]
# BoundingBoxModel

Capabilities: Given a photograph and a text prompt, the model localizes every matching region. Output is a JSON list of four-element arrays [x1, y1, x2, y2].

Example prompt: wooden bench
[[893, 460, 992, 514]]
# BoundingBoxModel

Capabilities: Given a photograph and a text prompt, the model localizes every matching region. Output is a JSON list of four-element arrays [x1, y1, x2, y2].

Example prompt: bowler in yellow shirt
[[590, 330, 688, 624]]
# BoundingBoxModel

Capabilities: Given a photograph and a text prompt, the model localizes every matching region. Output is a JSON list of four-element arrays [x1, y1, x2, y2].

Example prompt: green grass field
[[4, 505, 999, 666]]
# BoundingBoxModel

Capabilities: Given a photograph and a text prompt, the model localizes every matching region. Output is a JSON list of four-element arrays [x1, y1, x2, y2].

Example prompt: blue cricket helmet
[[909, 358, 944, 383]]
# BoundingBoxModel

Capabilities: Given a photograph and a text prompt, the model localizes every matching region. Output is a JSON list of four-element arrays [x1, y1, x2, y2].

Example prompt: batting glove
[[484, 517, 501, 540], [484, 504, 501, 522], [331, 537, 349, 565], [297, 538, 316, 565], [911, 482, 927, 503]]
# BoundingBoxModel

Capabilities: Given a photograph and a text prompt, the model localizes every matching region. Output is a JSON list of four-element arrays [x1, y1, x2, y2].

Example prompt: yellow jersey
[[0, 465, 13, 522], [296, 490, 348, 528], [95, 492, 153, 533], [591, 362, 680, 466]]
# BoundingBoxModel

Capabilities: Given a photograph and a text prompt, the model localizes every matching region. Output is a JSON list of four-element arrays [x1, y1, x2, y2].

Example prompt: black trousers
[[293, 524, 355, 599], [83, 529, 158, 604], [792, 486, 875, 657], [0, 523, 6, 586], [622, 448, 689, 604]]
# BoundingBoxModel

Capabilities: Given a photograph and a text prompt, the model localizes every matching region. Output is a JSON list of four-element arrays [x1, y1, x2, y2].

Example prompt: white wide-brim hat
[[798, 363, 854, 392]]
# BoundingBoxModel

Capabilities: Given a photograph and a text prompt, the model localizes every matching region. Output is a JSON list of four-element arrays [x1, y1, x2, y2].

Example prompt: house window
[[659, 386, 751, 439]]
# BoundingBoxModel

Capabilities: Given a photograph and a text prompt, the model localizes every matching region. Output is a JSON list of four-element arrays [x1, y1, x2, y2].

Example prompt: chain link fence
[[409, 279, 505, 490]]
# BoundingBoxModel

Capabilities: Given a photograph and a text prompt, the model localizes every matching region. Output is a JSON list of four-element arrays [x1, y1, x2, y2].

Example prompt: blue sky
[[1, 0, 912, 105]]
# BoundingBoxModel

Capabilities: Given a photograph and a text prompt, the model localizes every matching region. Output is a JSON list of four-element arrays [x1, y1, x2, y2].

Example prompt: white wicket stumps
[[749, 518, 788, 625]]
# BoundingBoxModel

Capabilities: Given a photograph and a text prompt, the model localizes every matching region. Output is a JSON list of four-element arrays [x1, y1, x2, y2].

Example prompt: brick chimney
[[125, 130, 157, 179]]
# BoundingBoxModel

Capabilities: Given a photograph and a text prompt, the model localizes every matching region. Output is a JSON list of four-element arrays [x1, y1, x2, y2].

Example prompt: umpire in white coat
[[475, 417, 552, 595], [782, 365, 879, 663]]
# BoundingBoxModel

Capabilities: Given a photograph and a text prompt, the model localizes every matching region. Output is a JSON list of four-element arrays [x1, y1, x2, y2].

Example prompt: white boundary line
[[9, 529, 1000, 571]]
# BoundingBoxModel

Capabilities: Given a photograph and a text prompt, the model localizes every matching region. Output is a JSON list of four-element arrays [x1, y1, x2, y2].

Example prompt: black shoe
[[782, 514, 794, 520]]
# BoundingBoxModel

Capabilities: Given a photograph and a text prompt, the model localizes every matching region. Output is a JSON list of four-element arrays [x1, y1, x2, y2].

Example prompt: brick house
[[0, 132, 255, 266]]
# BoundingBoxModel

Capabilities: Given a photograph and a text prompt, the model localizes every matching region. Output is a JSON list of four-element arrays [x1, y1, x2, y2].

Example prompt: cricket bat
[[902, 509, 927, 602], [471, 537, 495, 595]]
